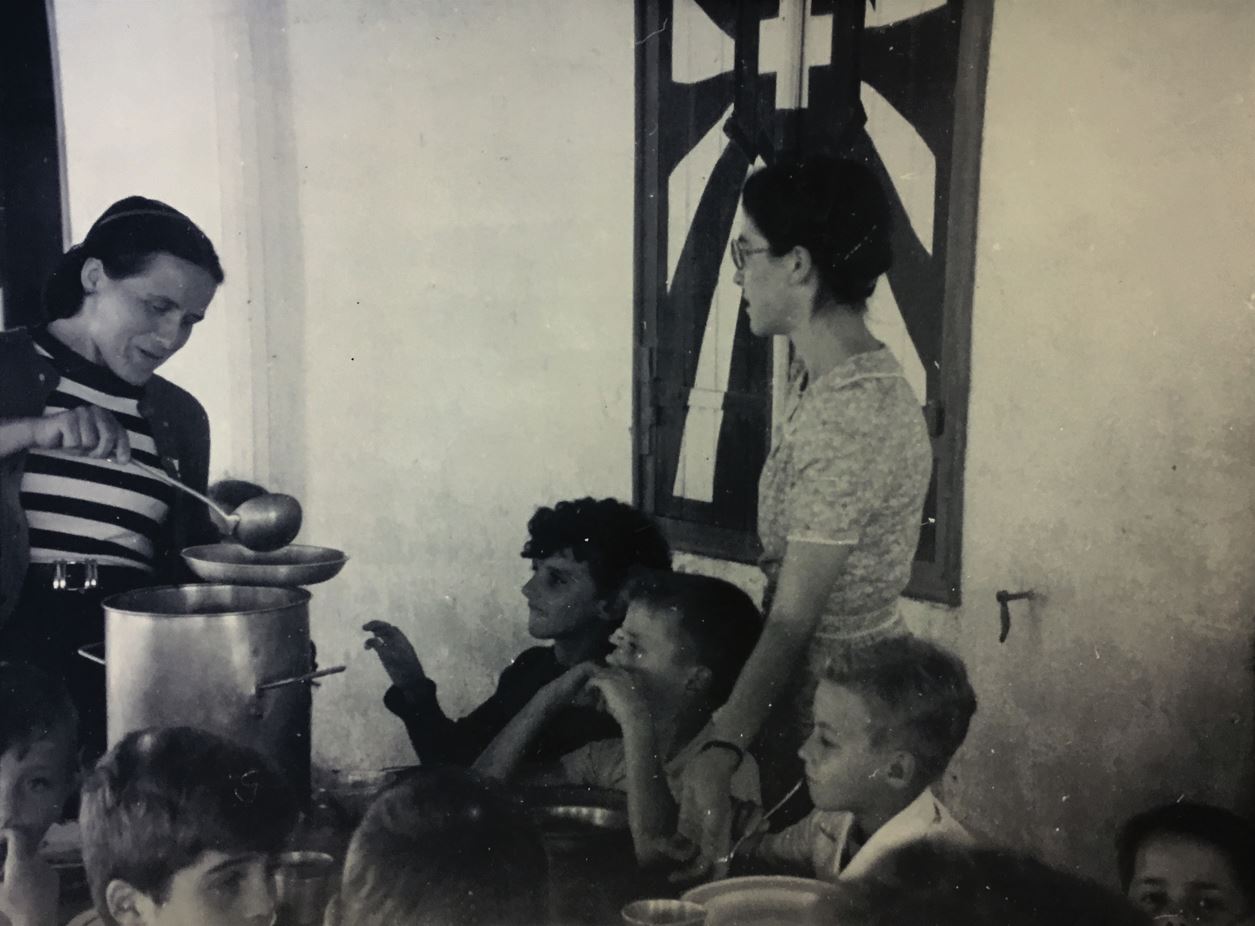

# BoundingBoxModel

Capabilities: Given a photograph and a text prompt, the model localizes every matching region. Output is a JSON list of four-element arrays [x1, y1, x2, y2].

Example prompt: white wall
[[275, 0, 636, 767], [908, 0, 1255, 880]]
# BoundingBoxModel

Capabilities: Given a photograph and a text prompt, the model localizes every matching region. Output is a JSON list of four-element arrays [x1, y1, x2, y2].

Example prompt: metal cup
[[621, 899, 708, 926], [275, 850, 336, 926]]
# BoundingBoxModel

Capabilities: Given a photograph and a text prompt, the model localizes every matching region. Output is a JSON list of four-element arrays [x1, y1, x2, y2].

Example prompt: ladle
[[126, 459, 302, 552]]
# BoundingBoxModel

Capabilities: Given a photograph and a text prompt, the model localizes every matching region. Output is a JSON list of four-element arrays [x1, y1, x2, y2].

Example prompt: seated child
[[330, 767, 549, 926], [0, 662, 80, 926], [833, 840, 1151, 926], [78, 726, 297, 926], [745, 634, 977, 882], [1118, 801, 1254, 926], [474, 569, 764, 866], [364, 497, 672, 766]]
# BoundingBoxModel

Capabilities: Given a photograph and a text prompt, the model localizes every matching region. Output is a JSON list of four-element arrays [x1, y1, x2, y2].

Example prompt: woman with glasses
[[0, 196, 224, 761], [673, 157, 934, 876]]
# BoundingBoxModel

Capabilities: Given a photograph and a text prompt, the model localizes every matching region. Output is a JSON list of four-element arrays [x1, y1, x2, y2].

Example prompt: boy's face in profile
[[606, 602, 701, 706], [799, 680, 898, 814], [522, 550, 606, 641], [112, 850, 277, 926], [0, 725, 77, 845], [1128, 833, 1251, 926]]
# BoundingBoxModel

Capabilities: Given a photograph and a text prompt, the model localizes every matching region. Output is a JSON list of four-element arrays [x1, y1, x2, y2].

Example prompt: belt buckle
[[51, 559, 99, 593]]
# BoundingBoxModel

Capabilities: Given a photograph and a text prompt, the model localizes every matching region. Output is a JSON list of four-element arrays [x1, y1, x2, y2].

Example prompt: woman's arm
[[673, 539, 853, 880], [0, 420, 37, 459], [0, 408, 132, 462], [715, 539, 854, 745]]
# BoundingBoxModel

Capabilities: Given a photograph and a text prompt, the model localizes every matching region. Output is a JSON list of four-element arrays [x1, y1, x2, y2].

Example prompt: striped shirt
[[19, 328, 174, 571]]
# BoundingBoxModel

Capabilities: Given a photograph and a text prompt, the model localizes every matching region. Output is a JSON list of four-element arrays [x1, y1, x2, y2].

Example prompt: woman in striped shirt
[[0, 196, 224, 760]]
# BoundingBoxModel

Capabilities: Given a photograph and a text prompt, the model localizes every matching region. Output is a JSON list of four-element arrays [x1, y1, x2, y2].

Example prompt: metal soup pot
[[95, 584, 344, 798]]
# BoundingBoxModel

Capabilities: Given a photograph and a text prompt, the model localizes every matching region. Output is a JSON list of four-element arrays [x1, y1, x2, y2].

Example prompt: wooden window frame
[[633, 0, 993, 606]]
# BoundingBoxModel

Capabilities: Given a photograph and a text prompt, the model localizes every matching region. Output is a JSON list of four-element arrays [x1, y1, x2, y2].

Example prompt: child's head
[[1118, 801, 1254, 926], [835, 841, 1151, 926], [519, 498, 672, 642], [335, 768, 548, 926], [80, 726, 298, 926], [801, 635, 976, 815], [0, 662, 79, 846], [606, 570, 762, 710]]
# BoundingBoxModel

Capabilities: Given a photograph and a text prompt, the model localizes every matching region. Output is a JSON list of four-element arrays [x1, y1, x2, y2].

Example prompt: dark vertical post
[[0, 0, 65, 329]]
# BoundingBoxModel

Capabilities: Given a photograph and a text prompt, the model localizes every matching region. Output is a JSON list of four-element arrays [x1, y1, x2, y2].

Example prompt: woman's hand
[[362, 620, 428, 692], [668, 746, 740, 882], [0, 829, 60, 926], [18, 406, 132, 464]]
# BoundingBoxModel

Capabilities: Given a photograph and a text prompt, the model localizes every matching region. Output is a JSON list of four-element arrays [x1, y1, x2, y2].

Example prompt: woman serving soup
[[0, 197, 223, 759], [677, 158, 933, 873]]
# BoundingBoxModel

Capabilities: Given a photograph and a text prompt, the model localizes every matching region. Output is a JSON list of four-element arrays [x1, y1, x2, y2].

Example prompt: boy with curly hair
[[364, 497, 672, 767]]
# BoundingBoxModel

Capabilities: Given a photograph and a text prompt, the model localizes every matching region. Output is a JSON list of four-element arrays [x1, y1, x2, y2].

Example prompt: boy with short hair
[[365, 497, 672, 766], [0, 662, 80, 926], [1118, 801, 1254, 925], [79, 726, 298, 926], [331, 767, 549, 926], [475, 570, 764, 866], [746, 634, 977, 882]]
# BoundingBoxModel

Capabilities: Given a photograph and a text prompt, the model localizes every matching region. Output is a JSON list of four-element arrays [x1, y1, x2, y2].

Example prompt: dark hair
[[80, 727, 297, 926], [619, 570, 763, 704], [44, 196, 224, 320], [835, 841, 1151, 926], [741, 156, 892, 307], [1117, 801, 1255, 901], [520, 498, 672, 600], [0, 661, 78, 758], [823, 634, 976, 788], [337, 768, 549, 926]]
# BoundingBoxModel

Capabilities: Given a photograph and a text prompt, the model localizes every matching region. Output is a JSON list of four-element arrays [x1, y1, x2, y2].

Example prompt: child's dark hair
[[0, 661, 78, 758], [741, 156, 893, 308], [823, 634, 976, 789], [835, 841, 1151, 926], [44, 196, 224, 321], [520, 497, 672, 600], [338, 767, 548, 926], [1116, 801, 1255, 901], [619, 570, 763, 704], [80, 727, 297, 926]]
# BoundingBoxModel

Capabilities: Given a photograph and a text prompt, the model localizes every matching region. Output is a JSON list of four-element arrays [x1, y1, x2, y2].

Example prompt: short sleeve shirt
[[559, 736, 762, 844], [757, 347, 932, 637]]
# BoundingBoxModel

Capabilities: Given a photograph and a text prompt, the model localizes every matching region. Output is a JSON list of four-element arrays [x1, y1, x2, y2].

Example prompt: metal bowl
[[535, 804, 629, 831], [182, 544, 349, 587]]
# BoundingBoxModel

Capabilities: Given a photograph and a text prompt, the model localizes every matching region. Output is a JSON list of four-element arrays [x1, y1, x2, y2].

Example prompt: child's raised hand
[[587, 666, 650, 730], [362, 620, 427, 691], [0, 828, 60, 926]]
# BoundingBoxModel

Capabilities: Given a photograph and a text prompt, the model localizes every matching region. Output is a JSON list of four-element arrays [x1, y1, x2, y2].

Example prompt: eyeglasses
[[729, 239, 772, 270]]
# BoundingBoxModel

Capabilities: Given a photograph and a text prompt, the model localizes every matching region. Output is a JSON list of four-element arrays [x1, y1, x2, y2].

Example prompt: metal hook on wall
[[995, 589, 1036, 643]]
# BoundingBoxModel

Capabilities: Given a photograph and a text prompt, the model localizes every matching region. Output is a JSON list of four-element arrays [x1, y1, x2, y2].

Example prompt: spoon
[[718, 778, 805, 867], [126, 459, 302, 552]]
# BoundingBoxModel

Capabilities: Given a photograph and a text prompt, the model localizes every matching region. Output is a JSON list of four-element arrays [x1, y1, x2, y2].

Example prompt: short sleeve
[[558, 739, 626, 791], [785, 385, 884, 547]]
